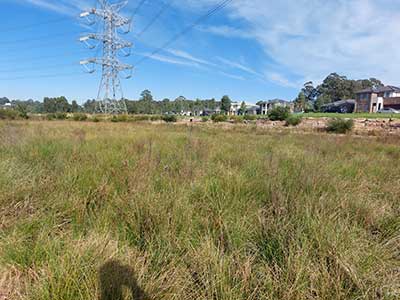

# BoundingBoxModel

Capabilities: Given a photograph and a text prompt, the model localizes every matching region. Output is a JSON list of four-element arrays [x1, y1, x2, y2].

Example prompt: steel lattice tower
[[80, 0, 133, 114]]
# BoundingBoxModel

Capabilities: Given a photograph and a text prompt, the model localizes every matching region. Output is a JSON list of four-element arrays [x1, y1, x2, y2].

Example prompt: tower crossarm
[[80, 34, 132, 49]]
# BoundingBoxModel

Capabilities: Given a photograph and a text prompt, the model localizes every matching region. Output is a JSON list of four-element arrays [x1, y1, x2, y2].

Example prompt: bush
[[211, 114, 228, 123], [229, 115, 244, 123], [150, 115, 163, 122], [243, 114, 257, 121], [285, 115, 302, 126], [0, 109, 19, 120], [129, 115, 150, 122], [110, 115, 128, 122], [268, 107, 290, 121], [72, 113, 88, 121], [201, 117, 209, 123], [162, 115, 177, 123], [46, 113, 67, 120], [91, 116, 100, 122], [326, 118, 354, 134]]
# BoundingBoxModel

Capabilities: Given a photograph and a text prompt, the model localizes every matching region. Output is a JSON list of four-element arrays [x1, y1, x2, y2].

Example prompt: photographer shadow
[[99, 260, 149, 300]]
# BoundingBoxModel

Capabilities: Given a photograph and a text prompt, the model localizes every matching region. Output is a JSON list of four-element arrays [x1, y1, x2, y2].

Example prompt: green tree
[[294, 92, 307, 112], [221, 95, 231, 113], [71, 100, 80, 113], [140, 90, 153, 114], [239, 101, 246, 115]]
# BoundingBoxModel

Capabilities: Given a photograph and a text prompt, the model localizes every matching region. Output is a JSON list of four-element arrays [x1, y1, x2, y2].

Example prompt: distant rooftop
[[258, 99, 290, 104]]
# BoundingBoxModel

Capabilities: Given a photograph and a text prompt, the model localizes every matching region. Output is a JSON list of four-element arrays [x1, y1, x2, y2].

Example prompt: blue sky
[[1, 0, 400, 104]]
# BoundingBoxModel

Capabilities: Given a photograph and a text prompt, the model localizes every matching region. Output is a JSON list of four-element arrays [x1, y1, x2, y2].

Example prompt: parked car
[[377, 108, 400, 114]]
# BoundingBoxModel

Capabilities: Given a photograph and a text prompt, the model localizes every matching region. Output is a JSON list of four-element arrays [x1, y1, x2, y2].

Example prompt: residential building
[[355, 86, 400, 113], [321, 99, 355, 113], [229, 102, 258, 115], [200, 107, 221, 116], [258, 99, 293, 115], [0, 103, 12, 110]]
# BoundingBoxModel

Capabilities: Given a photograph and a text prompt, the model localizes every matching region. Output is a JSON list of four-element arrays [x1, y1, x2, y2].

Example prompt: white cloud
[[265, 72, 299, 88], [217, 57, 261, 77], [197, 25, 250, 39], [179, 0, 400, 86], [137, 52, 200, 68], [167, 49, 217, 67]]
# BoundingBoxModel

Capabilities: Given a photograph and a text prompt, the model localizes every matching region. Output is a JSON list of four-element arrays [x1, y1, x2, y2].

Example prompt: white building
[[258, 99, 293, 115], [0, 103, 12, 110]]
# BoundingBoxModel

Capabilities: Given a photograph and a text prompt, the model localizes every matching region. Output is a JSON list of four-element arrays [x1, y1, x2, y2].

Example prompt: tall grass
[[0, 121, 399, 300]]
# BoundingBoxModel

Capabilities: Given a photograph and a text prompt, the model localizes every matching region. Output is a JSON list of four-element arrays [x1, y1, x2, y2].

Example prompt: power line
[[0, 71, 85, 81], [0, 16, 73, 34], [136, 1, 171, 37], [134, 0, 233, 66], [131, 0, 147, 19], [0, 49, 94, 64], [0, 62, 80, 73], [0, 30, 81, 46]]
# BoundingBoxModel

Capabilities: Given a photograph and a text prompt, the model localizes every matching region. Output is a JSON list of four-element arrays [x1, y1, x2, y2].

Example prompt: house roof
[[321, 99, 355, 108], [356, 85, 400, 94], [258, 99, 290, 105]]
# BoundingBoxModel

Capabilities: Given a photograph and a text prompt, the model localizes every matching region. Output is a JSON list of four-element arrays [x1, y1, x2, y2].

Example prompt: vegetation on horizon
[[0, 121, 398, 299]]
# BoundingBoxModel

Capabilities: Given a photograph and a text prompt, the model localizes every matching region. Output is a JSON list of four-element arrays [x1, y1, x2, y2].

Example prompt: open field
[[0, 121, 399, 300]]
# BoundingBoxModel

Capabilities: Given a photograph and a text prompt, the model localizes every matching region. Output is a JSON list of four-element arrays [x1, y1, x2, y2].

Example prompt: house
[[229, 102, 241, 115], [355, 86, 400, 113], [0, 103, 12, 110], [321, 99, 355, 113], [229, 102, 258, 115], [245, 104, 259, 115], [258, 99, 293, 115], [201, 107, 221, 116]]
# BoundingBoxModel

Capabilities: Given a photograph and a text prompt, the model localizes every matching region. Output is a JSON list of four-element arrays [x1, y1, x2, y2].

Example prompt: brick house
[[355, 86, 400, 113]]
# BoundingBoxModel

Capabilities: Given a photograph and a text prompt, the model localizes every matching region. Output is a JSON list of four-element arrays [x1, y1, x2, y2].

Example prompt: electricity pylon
[[80, 0, 133, 114]]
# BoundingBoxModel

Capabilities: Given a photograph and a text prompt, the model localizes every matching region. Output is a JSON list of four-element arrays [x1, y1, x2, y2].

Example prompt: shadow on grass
[[99, 260, 149, 300]]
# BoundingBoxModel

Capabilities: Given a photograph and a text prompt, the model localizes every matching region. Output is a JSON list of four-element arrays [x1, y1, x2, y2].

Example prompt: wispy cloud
[[17, 0, 88, 15], [137, 52, 200, 68], [167, 49, 217, 67], [265, 72, 299, 88], [217, 57, 261, 77], [179, 0, 400, 86], [198, 25, 250, 39]]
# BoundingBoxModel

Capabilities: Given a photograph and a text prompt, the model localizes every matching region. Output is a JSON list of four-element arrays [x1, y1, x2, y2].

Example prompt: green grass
[[303, 112, 400, 119], [0, 121, 399, 300]]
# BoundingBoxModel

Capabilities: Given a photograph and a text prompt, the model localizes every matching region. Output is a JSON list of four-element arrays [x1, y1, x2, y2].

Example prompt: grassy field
[[0, 121, 399, 300], [302, 112, 400, 119]]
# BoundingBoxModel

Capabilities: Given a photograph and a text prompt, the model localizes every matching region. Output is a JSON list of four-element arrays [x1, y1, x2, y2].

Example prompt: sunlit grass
[[0, 121, 399, 299]]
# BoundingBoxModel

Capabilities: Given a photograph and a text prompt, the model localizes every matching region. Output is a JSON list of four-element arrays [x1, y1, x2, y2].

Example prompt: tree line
[[1, 73, 386, 114], [1, 91, 233, 115]]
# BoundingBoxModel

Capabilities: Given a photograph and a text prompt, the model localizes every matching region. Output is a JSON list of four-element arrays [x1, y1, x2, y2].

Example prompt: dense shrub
[[162, 115, 177, 123], [326, 118, 354, 134], [268, 107, 290, 121], [46, 113, 67, 120], [0, 109, 19, 120], [110, 115, 128, 122], [243, 114, 257, 121], [201, 117, 209, 123], [91, 116, 100, 123], [129, 115, 150, 122], [149, 115, 163, 121], [72, 113, 88, 121], [285, 115, 302, 126], [211, 114, 228, 123], [229, 115, 244, 123]]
